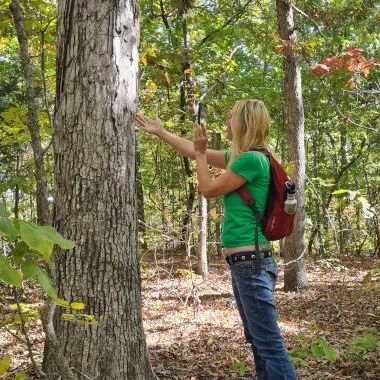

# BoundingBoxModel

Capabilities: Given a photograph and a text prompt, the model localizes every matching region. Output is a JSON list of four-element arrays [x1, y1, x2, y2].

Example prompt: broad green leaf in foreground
[[0, 254, 22, 287], [0, 217, 18, 240], [38, 225, 75, 249], [19, 221, 54, 260]]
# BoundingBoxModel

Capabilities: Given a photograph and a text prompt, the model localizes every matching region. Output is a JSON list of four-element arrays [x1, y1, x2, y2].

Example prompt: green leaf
[[332, 189, 349, 195], [0, 254, 22, 287], [0, 202, 10, 218], [232, 359, 246, 376], [37, 225, 75, 250], [70, 302, 85, 310], [0, 356, 11, 374], [61, 313, 76, 320], [320, 340, 337, 361], [19, 221, 54, 261], [350, 331, 379, 353], [36, 270, 57, 299], [290, 356, 310, 367], [55, 297, 71, 308], [21, 260, 42, 279], [15, 371, 27, 380], [311, 338, 337, 361], [10, 241, 30, 264], [0, 217, 18, 240], [310, 340, 324, 357]]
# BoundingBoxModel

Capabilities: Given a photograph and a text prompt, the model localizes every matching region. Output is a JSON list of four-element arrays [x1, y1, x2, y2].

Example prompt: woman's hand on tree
[[194, 121, 208, 155], [134, 113, 164, 136]]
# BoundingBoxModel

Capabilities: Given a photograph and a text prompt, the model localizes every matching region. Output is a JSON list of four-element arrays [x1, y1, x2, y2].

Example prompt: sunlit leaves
[[311, 48, 380, 77]]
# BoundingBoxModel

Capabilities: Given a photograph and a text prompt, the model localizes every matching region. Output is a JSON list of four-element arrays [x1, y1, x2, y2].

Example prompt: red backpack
[[236, 149, 296, 242]]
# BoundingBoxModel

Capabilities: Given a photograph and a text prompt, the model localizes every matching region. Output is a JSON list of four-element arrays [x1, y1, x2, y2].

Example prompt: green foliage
[[354, 260, 380, 298], [345, 330, 380, 361], [232, 359, 246, 376], [0, 201, 74, 300], [0, 356, 12, 375], [310, 337, 337, 361], [8, 302, 40, 328], [290, 326, 338, 366], [176, 268, 195, 278]]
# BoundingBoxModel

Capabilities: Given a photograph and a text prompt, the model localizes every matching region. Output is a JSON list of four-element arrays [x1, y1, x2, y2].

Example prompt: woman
[[134, 99, 297, 380]]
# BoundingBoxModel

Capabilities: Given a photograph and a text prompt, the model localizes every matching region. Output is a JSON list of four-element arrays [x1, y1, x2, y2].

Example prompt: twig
[[292, 4, 324, 36], [2, 325, 27, 345], [198, 0, 256, 47]]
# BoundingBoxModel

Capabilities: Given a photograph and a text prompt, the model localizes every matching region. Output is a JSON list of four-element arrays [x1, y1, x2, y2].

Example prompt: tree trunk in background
[[211, 132, 222, 256], [179, 4, 196, 249], [42, 1, 157, 378], [14, 149, 20, 219], [9, 0, 51, 226], [338, 126, 349, 255], [197, 194, 208, 276], [276, 0, 308, 291]]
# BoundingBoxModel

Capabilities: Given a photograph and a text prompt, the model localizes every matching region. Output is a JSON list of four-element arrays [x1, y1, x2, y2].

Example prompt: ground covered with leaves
[[1, 251, 379, 379]]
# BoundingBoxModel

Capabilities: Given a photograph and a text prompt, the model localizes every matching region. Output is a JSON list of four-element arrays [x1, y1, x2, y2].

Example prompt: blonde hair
[[227, 99, 270, 168]]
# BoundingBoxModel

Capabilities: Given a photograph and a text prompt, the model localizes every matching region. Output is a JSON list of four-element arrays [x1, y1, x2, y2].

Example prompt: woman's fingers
[[135, 114, 153, 129]]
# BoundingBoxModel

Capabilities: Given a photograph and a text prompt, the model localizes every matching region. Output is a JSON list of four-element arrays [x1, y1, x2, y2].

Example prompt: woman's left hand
[[194, 121, 208, 155]]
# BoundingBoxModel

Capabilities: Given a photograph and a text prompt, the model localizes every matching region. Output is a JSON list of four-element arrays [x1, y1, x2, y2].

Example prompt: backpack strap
[[236, 186, 265, 274]]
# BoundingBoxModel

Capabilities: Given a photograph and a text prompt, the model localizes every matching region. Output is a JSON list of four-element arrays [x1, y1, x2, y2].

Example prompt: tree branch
[[198, 0, 256, 47]]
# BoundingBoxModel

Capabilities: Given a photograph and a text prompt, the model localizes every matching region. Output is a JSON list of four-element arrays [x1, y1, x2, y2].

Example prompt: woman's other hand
[[194, 121, 208, 155], [134, 113, 164, 136]]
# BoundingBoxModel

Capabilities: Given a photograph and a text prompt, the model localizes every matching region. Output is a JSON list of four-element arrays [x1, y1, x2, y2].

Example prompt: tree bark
[[9, 0, 51, 226], [276, 0, 308, 291], [197, 194, 208, 276], [179, 6, 197, 249], [42, 1, 157, 378], [136, 141, 147, 250]]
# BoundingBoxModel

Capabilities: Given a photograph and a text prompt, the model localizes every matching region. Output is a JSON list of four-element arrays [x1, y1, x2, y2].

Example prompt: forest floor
[[1, 250, 379, 380]]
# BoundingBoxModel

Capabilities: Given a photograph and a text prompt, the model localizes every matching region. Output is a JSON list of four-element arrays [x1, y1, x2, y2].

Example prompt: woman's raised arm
[[134, 113, 227, 169]]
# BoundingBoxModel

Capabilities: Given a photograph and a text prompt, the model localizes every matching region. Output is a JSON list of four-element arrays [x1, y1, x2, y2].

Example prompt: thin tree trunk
[[9, 0, 51, 226], [179, 5, 196, 248], [212, 132, 222, 256], [14, 149, 20, 219], [197, 194, 208, 276], [276, 0, 308, 291], [42, 1, 157, 378]]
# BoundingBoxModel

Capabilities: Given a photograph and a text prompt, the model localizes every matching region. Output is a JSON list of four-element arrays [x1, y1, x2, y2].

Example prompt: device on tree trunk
[[197, 102, 207, 124]]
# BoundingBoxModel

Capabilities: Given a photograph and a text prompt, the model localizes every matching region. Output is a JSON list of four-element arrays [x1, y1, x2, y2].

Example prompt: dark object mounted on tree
[[197, 102, 207, 124]]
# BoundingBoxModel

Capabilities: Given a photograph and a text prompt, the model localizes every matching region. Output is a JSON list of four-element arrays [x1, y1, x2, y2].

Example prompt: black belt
[[225, 250, 272, 266]]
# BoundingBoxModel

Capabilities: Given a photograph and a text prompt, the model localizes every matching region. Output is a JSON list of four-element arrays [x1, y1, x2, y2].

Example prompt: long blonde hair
[[227, 99, 270, 168]]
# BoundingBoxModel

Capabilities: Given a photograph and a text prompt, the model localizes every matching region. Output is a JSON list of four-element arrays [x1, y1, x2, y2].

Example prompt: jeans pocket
[[264, 263, 278, 290], [231, 260, 253, 275]]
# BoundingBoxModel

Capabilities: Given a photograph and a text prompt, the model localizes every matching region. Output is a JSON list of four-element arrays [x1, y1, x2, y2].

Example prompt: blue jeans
[[227, 252, 297, 380]]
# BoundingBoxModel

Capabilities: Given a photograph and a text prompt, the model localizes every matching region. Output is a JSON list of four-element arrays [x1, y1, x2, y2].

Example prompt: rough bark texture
[[42, 1, 157, 378], [136, 141, 147, 249], [276, 0, 308, 291], [9, 0, 51, 226]]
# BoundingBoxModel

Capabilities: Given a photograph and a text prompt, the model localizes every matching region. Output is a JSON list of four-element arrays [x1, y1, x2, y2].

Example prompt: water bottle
[[284, 181, 297, 215]]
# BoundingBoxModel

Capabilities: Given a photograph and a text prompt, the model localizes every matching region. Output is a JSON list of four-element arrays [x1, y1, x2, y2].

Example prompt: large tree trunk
[[42, 1, 157, 378], [9, 0, 51, 226], [276, 0, 308, 291], [136, 141, 147, 250]]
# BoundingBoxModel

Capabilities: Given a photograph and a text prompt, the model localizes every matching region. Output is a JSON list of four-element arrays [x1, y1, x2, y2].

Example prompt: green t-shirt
[[222, 150, 270, 248]]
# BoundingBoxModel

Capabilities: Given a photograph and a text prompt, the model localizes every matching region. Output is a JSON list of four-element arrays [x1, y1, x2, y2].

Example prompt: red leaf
[[311, 64, 330, 75]]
